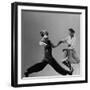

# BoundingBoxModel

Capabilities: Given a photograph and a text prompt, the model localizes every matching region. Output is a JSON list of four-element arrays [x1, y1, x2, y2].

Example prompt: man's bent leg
[[49, 58, 73, 75]]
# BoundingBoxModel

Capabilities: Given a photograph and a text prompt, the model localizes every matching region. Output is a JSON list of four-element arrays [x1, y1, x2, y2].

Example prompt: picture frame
[[11, 2, 88, 87]]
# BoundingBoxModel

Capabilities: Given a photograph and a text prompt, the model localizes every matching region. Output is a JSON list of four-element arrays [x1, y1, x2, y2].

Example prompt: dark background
[[21, 10, 80, 78]]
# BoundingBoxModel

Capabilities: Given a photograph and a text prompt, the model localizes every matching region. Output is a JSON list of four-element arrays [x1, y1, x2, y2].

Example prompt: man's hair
[[68, 28, 75, 34], [40, 30, 49, 37]]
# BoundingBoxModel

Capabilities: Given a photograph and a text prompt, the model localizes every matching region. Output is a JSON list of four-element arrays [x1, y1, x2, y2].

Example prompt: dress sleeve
[[62, 36, 69, 43]]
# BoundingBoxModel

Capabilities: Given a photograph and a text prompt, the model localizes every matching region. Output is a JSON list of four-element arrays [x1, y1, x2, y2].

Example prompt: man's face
[[43, 33, 49, 39], [40, 31, 49, 39]]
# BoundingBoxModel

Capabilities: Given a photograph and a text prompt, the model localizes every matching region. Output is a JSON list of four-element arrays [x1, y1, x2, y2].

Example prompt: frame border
[[11, 2, 88, 87]]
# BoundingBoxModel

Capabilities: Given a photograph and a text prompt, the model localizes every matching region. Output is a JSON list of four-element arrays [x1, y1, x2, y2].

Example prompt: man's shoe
[[68, 67, 74, 75], [24, 72, 29, 77]]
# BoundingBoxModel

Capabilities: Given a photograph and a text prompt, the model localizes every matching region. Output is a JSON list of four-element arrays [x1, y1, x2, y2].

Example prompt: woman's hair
[[69, 28, 75, 34]]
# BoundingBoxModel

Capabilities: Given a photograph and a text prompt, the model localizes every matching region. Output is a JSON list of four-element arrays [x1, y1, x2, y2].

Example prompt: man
[[60, 28, 80, 71], [24, 30, 73, 77]]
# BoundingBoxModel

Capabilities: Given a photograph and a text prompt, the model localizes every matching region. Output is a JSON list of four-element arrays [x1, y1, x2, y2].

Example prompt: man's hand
[[39, 41, 47, 46], [51, 41, 63, 48]]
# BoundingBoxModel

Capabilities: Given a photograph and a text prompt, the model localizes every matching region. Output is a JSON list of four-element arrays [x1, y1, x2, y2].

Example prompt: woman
[[59, 28, 80, 71]]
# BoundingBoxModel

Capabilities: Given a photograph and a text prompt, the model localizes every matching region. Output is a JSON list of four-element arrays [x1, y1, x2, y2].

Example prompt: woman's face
[[69, 31, 74, 37]]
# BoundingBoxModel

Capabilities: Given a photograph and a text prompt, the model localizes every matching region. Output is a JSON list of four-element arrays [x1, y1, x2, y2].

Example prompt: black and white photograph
[[11, 2, 88, 87]]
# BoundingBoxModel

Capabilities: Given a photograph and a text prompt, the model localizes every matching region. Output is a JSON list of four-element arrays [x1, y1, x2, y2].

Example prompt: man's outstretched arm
[[51, 41, 63, 48]]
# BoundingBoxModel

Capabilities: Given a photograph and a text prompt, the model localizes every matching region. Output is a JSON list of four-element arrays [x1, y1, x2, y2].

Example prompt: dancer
[[24, 30, 73, 77], [59, 28, 80, 71]]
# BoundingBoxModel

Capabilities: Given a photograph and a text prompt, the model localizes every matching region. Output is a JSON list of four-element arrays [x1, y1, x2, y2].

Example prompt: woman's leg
[[72, 49, 80, 64], [24, 60, 48, 77]]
